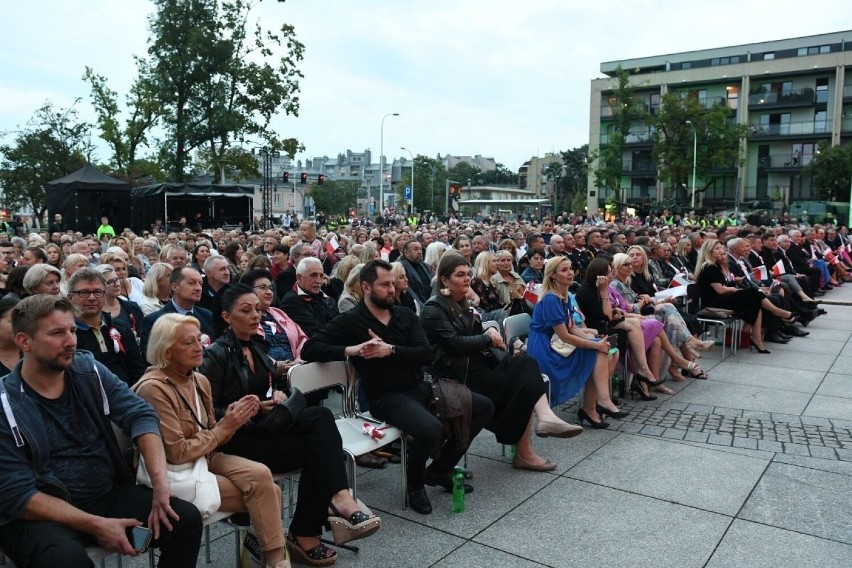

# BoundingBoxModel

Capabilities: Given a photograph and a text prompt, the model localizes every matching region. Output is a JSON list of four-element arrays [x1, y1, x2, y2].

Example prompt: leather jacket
[[420, 295, 493, 382], [199, 328, 279, 421]]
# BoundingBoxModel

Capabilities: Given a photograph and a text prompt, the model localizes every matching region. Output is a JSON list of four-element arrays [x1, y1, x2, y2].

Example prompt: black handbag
[[252, 387, 307, 433]]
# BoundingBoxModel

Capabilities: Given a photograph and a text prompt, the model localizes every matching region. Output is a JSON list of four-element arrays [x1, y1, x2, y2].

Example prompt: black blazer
[[139, 301, 215, 357]]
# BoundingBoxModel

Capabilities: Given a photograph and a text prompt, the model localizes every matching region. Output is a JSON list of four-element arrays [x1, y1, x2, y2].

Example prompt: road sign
[[404, 185, 412, 200]]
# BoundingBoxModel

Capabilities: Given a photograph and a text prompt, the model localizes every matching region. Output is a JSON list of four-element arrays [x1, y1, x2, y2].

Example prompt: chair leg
[[289, 477, 296, 519], [234, 527, 242, 567], [148, 547, 155, 568], [204, 524, 212, 563], [399, 436, 408, 509]]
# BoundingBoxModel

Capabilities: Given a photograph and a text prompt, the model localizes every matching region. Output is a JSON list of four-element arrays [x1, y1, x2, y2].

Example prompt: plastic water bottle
[[452, 466, 465, 513]]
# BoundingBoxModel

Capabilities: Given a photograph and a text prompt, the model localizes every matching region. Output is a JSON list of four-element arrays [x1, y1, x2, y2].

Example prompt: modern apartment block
[[587, 30, 852, 215]]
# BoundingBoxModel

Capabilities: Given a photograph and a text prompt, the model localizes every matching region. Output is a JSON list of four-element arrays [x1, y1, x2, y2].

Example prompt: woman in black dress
[[695, 239, 795, 354], [420, 252, 583, 473]]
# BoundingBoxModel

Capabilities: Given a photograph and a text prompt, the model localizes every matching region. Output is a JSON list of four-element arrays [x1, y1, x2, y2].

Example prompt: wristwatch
[[389, 345, 396, 355]]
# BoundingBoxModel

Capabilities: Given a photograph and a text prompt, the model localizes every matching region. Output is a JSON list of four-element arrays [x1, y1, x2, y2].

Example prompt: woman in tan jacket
[[134, 314, 291, 568]]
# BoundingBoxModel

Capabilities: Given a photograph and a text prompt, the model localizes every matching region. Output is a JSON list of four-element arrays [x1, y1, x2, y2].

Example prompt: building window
[[814, 110, 827, 133], [816, 78, 829, 103], [764, 52, 775, 60], [682, 61, 691, 69], [819, 45, 830, 54], [726, 85, 739, 110], [797, 47, 808, 56]]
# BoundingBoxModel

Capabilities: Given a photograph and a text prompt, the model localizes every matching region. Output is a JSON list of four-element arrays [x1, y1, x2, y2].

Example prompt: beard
[[369, 290, 395, 310], [35, 351, 75, 373]]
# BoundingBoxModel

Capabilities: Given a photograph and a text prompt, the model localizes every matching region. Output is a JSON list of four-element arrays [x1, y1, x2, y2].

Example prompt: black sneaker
[[407, 488, 432, 515]]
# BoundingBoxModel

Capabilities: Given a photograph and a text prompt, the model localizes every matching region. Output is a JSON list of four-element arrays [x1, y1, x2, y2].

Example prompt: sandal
[[684, 361, 708, 380], [668, 367, 686, 382], [286, 533, 336, 567], [654, 384, 675, 395], [326, 504, 381, 546]]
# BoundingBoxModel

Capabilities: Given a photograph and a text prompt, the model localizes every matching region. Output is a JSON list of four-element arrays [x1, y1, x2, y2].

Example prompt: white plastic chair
[[288, 361, 408, 509]]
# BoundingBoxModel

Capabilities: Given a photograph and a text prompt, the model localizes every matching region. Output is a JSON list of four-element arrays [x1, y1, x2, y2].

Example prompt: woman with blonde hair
[[390, 261, 417, 312], [491, 249, 525, 306], [22, 264, 62, 296], [134, 314, 291, 568], [527, 256, 627, 427], [424, 241, 446, 272], [337, 263, 364, 313], [59, 253, 91, 296], [471, 251, 508, 321], [139, 262, 173, 316], [44, 242, 64, 270]]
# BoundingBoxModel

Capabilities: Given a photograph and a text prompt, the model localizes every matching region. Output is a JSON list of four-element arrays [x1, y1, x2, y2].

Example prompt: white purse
[[550, 334, 577, 357]]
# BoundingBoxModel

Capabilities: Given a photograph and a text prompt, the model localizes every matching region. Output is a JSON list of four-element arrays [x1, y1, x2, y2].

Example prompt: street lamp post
[[424, 162, 435, 214], [685, 120, 697, 210], [379, 113, 399, 213], [400, 147, 414, 215]]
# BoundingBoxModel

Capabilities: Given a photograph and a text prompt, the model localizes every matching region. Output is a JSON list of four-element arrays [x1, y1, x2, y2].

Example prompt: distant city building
[[441, 154, 497, 172], [518, 153, 563, 199], [588, 29, 852, 215]]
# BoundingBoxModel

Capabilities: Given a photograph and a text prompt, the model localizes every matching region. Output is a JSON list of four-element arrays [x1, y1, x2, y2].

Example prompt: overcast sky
[[1, 0, 850, 173]]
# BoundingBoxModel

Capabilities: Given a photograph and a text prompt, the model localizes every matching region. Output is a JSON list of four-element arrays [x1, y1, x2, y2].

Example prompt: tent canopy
[[131, 182, 255, 232], [46, 163, 131, 234]]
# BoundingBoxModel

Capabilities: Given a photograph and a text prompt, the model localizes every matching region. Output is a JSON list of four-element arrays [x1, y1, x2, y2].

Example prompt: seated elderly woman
[[576, 257, 705, 398], [696, 239, 795, 354], [22, 264, 62, 296], [336, 263, 365, 313], [138, 262, 174, 316], [134, 314, 290, 568], [96, 264, 145, 338], [421, 252, 583, 473], [59, 253, 91, 295], [491, 249, 526, 307], [201, 284, 379, 563], [527, 256, 627, 429], [470, 251, 509, 323]]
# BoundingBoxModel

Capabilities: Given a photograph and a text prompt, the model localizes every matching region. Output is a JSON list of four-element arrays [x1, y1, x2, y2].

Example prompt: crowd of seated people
[[0, 211, 844, 566]]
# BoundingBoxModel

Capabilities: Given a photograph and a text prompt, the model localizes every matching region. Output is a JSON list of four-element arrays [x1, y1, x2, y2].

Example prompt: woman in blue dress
[[528, 256, 627, 429]]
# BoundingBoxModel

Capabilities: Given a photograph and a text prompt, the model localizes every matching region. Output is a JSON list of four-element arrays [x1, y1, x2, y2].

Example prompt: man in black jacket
[[398, 240, 433, 306], [302, 260, 493, 516], [280, 257, 339, 337]]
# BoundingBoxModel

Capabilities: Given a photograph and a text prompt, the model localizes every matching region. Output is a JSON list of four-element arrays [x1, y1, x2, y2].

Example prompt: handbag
[[550, 334, 577, 357], [136, 388, 221, 520], [697, 307, 735, 318], [252, 387, 307, 433]]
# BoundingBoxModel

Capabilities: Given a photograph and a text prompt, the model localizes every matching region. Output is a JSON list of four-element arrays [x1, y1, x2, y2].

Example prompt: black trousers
[[0, 485, 202, 568], [369, 381, 493, 491], [221, 405, 349, 538]]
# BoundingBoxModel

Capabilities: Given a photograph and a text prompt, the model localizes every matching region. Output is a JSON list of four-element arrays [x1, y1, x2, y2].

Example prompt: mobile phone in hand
[[126, 526, 152, 553]]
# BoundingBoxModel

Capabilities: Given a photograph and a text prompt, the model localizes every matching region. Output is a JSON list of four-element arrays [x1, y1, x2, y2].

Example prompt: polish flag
[[824, 248, 838, 265], [325, 237, 340, 256], [752, 266, 768, 281], [771, 259, 786, 277], [669, 273, 690, 287], [523, 282, 541, 305]]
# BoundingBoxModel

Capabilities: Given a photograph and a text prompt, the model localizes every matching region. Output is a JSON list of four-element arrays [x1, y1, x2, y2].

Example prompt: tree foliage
[[147, 0, 304, 181], [479, 163, 518, 186], [195, 147, 261, 182], [396, 156, 448, 214], [447, 162, 482, 185], [804, 141, 852, 202], [649, 92, 747, 200], [0, 102, 91, 223], [309, 179, 358, 215], [560, 144, 589, 210]]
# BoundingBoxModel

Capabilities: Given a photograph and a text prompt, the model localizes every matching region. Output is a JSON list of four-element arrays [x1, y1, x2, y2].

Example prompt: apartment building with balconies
[[588, 30, 852, 215]]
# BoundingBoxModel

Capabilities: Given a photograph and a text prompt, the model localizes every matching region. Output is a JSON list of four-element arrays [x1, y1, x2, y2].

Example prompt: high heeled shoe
[[286, 533, 336, 566], [325, 503, 381, 546], [689, 339, 715, 352], [577, 408, 610, 429], [749, 341, 770, 354], [682, 361, 708, 380], [629, 381, 658, 401], [595, 404, 630, 419], [635, 374, 664, 387]]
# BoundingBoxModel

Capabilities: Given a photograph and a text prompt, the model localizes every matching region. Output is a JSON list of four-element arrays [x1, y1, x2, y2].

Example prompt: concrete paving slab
[[727, 349, 836, 372], [786, 328, 851, 342], [355, 454, 556, 539], [707, 519, 852, 568], [432, 542, 547, 568], [804, 394, 852, 422], [475, 477, 730, 568], [566, 434, 768, 515], [828, 357, 852, 375], [815, 373, 852, 398], [670, 380, 813, 415], [768, 338, 847, 356], [739, 462, 852, 544], [773, 453, 852, 477], [706, 361, 824, 393]]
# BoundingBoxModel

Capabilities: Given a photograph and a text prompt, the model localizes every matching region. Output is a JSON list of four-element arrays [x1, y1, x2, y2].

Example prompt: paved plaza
[[90, 288, 852, 568]]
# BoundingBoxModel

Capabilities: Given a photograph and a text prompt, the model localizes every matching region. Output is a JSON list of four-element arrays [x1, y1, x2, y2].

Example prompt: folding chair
[[695, 301, 742, 360], [288, 361, 407, 509]]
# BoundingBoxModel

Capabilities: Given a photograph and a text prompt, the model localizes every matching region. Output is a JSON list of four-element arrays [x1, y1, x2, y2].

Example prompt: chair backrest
[[288, 361, 348, 396], [503, 313, 531, 344]]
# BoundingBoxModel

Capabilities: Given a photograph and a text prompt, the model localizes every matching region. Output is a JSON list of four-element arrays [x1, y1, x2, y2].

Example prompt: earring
[[440, 287, 451, 297]]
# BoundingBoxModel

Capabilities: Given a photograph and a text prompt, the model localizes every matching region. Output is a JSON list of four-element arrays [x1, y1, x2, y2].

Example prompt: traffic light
[[317, 174, 325, 185], [449, 182, 463, 201], [283, 172, 289, 183], [300, 172, 308, 185]]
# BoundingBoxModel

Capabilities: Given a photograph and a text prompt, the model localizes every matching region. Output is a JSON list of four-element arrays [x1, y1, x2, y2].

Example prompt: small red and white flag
[[325, 237, 340, 256], [523, 282, 541, 305], [669, 273, 690, 288], [752, 266, 768, 281], [824, 248, 838, 265], [771, 259, 786, 277]]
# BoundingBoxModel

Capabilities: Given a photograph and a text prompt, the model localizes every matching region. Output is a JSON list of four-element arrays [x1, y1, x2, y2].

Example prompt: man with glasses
[[275, 243, 314, 301], [66, 268, 146, 386]]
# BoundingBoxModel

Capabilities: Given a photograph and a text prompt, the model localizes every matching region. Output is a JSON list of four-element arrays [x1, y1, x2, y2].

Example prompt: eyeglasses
[[253, 284, 274, 292], [106, 278, 121, 285], [68, 289, 106, 298]]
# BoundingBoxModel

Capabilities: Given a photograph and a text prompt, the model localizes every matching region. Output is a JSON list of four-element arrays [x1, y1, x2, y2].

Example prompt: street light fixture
[[400, 147, 414, 214], [379, 113, 399, 213], [685, 120, 697, 210]]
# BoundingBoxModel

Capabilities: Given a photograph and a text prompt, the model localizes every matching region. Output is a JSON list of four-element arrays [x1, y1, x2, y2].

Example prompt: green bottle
[[452, 466, 465, 513]]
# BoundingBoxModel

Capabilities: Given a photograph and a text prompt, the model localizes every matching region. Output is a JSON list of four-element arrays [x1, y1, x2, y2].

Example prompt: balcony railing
[[748, 120, 828, 137], [757, 154, 813, 169], [748, 88, 815, 108], [623, 160, 656, 173], [844, 85, 852, 100]]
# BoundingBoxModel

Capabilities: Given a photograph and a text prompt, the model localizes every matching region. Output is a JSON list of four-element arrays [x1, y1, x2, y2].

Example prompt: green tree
[[147, 0, 304, 181], [447, 162, 482, 185], [395, 156, 448, 214], [804, 141, 852, 202], [560, 144, 589, 211], [0, 102, 91, 224], [649, 92, 747, 201], [83, 62, 162, 180], [479, 163, 518, 186], [195, 147, 261, 182], [593, 66, 645, 203], [308, 179, 358, 215]]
